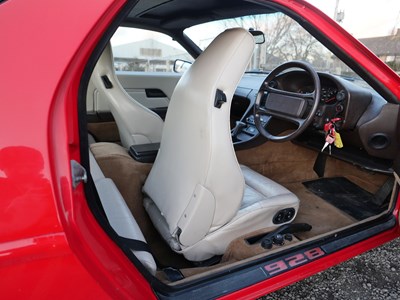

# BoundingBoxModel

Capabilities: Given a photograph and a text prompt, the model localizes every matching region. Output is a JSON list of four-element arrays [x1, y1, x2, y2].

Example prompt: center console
[[129, 143, 160, 163]]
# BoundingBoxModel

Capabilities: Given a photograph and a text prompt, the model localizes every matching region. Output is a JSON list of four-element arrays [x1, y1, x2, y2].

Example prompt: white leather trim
[[89, 150, 104, 182], [177, 184, 215, 246], [88, 133, 96, 145], [86, 80, 95, 113]]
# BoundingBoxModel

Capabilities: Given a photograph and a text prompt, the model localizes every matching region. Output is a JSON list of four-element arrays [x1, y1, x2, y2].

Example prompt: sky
[[306, 0, 400, 38]]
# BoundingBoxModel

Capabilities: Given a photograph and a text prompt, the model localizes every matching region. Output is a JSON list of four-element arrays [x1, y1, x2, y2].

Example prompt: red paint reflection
[[0, 147, 59, 242]]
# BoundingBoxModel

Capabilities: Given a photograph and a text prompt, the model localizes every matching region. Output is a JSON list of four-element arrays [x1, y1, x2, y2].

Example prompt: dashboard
[[231, 71, 400, 172]]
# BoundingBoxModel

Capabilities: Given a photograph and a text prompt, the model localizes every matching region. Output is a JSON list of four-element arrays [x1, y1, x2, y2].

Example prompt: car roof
[[123, 0, 276, 31]]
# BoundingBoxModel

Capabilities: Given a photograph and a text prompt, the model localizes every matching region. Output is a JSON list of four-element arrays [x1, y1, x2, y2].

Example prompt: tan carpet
[[283, 181, 356, 240], [90, 140, 390, 275], [237, 141, 389, 239]]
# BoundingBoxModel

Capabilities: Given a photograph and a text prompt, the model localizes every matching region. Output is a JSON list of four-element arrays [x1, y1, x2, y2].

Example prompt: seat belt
[[118, 236, 153, 253]]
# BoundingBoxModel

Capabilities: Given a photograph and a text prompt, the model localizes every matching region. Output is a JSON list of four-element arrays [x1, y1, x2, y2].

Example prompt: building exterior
[[359, 30, 400, 71], [112, 39, 193, 72]]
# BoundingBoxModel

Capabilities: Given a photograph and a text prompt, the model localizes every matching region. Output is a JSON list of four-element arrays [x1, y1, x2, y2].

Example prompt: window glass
[[307, 0, 400, 74], [184, 13, 370, 88], [111, 27, 193, 72]]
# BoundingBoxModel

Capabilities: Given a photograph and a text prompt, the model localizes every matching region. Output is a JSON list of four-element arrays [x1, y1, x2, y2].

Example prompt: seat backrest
[[88, 43, 164, 147], [143, 28, 254, 247]]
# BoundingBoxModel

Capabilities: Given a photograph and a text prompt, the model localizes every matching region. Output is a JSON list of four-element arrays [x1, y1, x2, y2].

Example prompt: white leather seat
[[143, 28, 299, 261], [88, 43, 164, 148]]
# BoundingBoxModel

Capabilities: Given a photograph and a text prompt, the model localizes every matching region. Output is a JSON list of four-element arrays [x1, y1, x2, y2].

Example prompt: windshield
[[184, 13, 366, 85]]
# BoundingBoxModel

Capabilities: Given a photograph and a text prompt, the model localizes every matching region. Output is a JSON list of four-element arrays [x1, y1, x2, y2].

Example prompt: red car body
[[0, 0, 399, 299]]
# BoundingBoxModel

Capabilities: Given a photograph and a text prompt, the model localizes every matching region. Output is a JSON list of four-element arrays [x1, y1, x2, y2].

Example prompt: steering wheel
[[254, 61, 321, 142]]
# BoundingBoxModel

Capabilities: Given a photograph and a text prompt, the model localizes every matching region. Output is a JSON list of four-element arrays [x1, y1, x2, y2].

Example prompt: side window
[[111, 27, 193, 72]]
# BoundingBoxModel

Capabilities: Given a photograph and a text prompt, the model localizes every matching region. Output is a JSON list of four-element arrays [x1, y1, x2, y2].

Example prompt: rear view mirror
[[173, 59, 192, 73], [249, 29, 265, 44]]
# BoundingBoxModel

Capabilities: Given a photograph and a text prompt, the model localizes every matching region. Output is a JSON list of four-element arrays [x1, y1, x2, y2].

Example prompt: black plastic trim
[[158, 268, 267, 300], [101, 75, 113, 89], [87, 112, 115, 123], [118, 236, 153, 253], [151, 107, 168, 120], [273, 208, 296, 224], [214, 89, 227, 108], [393, 154, 400, 175], [129, 143, 160, 163], [322, 216, 396, 254], [145, 88, 167, 98]]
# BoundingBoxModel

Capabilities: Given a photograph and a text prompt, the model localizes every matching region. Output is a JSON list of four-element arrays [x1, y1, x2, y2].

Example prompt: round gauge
[[321, 86, 338, 104]]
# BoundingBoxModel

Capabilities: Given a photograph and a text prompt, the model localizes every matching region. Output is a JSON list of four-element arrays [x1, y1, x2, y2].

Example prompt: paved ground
[[261, 238, 400, 300]]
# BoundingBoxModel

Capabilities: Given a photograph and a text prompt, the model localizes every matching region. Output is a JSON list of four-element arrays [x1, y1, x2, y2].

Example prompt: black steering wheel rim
[[254, 60, 321, 142]]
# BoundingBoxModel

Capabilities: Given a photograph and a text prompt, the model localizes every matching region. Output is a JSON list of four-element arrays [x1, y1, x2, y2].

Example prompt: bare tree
[[224, 13, 326, 71]]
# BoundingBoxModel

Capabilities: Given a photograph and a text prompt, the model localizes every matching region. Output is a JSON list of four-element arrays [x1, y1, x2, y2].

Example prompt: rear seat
[[89, 151, 157, 274]]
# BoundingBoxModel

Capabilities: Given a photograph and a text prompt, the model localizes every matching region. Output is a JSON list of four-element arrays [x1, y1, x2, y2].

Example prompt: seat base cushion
[[176, 165, 300, 261]]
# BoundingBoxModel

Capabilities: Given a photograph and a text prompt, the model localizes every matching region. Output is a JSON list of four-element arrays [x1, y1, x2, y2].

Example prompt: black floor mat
[[303, 177, 386, 220]]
